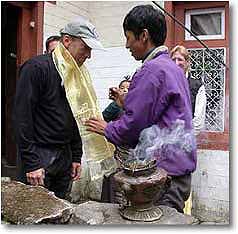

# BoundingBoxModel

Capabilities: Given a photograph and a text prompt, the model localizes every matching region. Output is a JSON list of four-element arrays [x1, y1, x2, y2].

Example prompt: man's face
[[171, 51, 188, 72], [48, 40, 59, 53], [124, 31, 147, 61], [63, 35, 92, 67]]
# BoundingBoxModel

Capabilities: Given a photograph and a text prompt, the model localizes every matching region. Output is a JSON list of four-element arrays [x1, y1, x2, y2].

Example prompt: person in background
[[102, 76, 131, 122], [13, 17, 104, 199], [170, 45, 207, 135], [101, 76, 130, 203], [85, 5, 197, 213], [44, 35, 60, 54]]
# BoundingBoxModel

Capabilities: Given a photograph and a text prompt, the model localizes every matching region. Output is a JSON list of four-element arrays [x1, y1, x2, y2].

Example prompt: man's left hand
[[85, 117, 107, 136], [71, 162, 81, 181]]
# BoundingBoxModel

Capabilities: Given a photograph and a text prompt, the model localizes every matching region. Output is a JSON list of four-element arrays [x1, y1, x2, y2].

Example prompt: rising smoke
[[128, 119, 196, 165]]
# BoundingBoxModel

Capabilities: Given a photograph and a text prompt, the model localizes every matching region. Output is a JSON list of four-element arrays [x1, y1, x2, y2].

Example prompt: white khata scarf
[[52, 42, 117, 182], [143, 45, 168, 64]]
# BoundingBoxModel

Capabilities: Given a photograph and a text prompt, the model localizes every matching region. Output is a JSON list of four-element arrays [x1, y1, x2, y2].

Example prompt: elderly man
[[85, 5, 197, 213], [13, 17, 104, 199], [44, 35, 60, 54]]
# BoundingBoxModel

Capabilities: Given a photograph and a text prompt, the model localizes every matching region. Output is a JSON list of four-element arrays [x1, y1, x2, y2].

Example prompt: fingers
[[84, 119, 101, 129], [85, 120, 100, 129], [85, 118, 99, 124], [71, 163, 81, 181], [38, 171, 45, 186], [84, 119, 99, 131], [86, 126, 105, 136], [84, 119, 106, 136], [109, 87, 119, 100], [26, 168, 45, 186]]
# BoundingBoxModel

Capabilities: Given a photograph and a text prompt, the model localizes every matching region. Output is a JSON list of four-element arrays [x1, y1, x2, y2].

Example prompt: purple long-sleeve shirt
[[105, 51, 196, 176]]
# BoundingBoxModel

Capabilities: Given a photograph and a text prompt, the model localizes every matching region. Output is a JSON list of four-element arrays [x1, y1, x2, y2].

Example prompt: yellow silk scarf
[[52, 42, 117, 181]]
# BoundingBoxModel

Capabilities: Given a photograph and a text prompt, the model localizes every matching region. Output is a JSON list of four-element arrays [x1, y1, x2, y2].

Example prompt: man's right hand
[[109, 87, 125, 108], [26, 168, 45, 186]]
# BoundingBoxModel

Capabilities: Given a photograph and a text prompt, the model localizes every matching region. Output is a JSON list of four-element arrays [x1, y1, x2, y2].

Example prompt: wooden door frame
[[2, 1, 44, 177], [9, 1, 44, 68], [164, 1, 229, 151]]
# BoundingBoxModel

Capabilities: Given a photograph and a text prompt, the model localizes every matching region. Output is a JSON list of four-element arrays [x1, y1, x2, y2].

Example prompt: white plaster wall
[[87, 1, 152, 47], [85, 47, 140, 111], [43, 1, 90, 52], [191, 149, 229, 221], [43, 1, 155, 50]]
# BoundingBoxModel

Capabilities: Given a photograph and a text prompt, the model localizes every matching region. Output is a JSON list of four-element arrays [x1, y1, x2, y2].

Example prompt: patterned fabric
[[52, 42, 117, 181]]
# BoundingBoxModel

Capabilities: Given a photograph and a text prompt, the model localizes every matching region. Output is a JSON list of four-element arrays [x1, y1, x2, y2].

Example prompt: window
[[185, 8, 225, 40], [188, 48, 226, 132]]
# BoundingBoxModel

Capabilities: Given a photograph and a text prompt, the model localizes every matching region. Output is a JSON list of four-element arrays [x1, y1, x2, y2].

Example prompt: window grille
[[188, 48, 226, 132]]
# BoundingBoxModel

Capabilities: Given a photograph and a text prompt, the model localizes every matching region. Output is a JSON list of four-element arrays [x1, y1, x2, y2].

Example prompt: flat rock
[[1, 181, 73, 224], [2, 181, 199, 225], [69, 201, 199, 225]]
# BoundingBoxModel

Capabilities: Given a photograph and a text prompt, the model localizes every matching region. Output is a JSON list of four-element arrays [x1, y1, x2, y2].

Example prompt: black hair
[[123, 5, 167, 47], [45, 35, 60, 52], [119, 75, 131, 88]]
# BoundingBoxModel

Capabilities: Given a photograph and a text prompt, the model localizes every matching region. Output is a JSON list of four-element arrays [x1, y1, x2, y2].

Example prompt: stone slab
[[70, 201, 199, 225], [1, 181, 73, 224], [1, 181, 199, 225]]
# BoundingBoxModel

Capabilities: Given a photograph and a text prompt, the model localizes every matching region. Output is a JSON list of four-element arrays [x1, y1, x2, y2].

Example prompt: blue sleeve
[[102, 101, 122, 122]]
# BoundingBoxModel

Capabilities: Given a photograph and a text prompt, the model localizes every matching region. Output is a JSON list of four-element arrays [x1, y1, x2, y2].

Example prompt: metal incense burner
[[114, 159, 169, 222]]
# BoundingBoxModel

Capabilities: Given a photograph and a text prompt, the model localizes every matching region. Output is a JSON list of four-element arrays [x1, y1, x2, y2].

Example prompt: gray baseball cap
[[60, 17, 105, 50]]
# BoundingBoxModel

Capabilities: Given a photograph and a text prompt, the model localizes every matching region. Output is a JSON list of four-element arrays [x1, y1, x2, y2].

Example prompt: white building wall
[[192, 150, 229, 221], [87, 1, 150, 47], [85, 48, 140, 111], [43, 1, 90, 51]]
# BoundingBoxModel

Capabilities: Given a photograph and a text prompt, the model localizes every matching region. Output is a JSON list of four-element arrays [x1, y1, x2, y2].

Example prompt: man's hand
[[71, 162, 81, 181], [26, 168, 45, 186], [85, 117, 107, 136], [109, 87, 125, 108]]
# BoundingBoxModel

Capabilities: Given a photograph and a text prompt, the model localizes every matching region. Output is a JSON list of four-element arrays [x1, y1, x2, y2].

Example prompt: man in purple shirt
[[85, 5, 197, 213]]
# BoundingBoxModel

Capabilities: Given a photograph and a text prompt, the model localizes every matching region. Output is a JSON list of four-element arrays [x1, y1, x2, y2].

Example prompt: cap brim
[[82, 38, 107, 51]]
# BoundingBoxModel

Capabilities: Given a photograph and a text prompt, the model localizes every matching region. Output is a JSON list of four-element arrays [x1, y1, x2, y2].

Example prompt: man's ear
[[140, 29, 149, 43], [62, 35, 72, 49]]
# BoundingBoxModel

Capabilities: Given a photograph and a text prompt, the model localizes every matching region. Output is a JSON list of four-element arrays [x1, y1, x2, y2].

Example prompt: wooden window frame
[[185, 7, 225, 41]]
